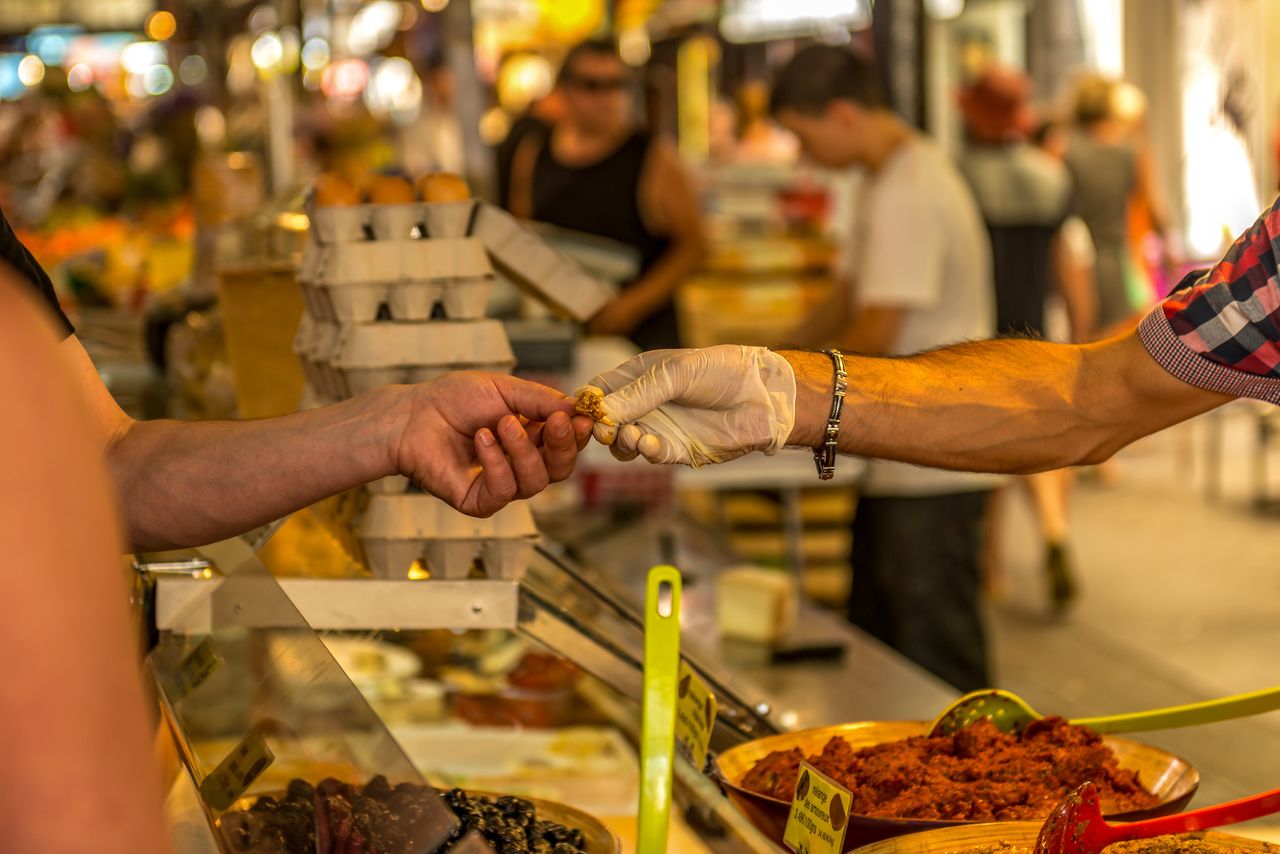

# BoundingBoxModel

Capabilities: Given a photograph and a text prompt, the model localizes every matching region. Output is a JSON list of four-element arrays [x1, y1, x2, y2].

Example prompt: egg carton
[[470, 202, 615, 322], [311, 200, 471, 244], [416, 200, 615, 322], [419, 200, 479, 239], [309, 204, 372, 244], [292, 317, 345, 401], [369, 203, 420, 241], [300, 239, 495, 322], [330, 319, 514, 369], [358, 495, 538, 580], [361, 537, 538, 581], [301, 279, 495, 325]]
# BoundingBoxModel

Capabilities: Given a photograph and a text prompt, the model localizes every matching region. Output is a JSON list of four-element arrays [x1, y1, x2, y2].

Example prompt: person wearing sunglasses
[[506, 39, 707, 351]]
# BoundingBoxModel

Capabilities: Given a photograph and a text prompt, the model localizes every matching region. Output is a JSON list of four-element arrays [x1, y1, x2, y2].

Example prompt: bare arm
[[785, 332, 1230, 473], [0, 285, 170, 853], [588, 140, 707, 336], [63, 339, 590, 551]]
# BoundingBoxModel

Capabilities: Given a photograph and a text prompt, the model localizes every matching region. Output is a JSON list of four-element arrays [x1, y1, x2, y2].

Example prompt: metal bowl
[[849, 820, 1275, 854], [714, 720, 1199, 852]]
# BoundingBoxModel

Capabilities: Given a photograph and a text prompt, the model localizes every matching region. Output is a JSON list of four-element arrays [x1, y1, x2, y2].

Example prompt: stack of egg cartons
[[296, 173, 535, 581]]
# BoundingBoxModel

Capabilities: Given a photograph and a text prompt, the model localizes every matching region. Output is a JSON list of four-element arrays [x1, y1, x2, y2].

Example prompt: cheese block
[[716, 566, 797, 645]]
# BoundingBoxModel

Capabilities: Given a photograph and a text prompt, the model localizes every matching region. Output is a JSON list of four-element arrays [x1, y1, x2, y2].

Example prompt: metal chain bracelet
[[813, 348, 846, 480]]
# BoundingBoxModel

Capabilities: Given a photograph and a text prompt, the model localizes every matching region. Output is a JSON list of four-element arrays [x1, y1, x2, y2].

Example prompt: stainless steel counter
[[549, 507, 957, 733]]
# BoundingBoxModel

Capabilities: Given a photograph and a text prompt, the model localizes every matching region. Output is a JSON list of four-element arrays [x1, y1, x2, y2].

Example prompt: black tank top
[[531, 129, 678, 350]]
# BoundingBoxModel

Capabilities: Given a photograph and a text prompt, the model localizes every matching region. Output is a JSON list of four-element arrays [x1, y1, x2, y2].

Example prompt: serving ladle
[[928, 685, 1280, 737], [1034, 781, 1280, 854]]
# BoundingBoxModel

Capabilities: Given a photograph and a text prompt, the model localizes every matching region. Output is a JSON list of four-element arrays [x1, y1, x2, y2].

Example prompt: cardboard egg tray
[[294, 319, 516, 400], [470, 202, 615, 322], [299, 238, 495, 323], [308, 204, 372, 244], [307, 199, 615, 322], [332, 320, 515, 397], [358, 495, 539, 580]]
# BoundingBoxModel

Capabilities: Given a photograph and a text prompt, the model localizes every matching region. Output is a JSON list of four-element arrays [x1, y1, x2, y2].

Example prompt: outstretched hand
[[394, 372, 592, 517], [585, 345, 797, 467]]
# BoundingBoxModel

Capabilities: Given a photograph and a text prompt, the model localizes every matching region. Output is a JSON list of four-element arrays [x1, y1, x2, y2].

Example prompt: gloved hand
[[584, 345, 797, 466]]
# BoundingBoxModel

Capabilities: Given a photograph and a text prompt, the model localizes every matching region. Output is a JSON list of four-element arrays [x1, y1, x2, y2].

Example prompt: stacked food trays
[[295, 173, 613, 580]]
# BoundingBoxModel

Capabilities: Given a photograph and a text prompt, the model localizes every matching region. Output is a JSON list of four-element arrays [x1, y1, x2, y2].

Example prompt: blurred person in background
[[505, 39, 706, 350], [731, 80, 798, 165], [494, 88, 564, 216], [770, 45, 999, 691], [958, 66, 1094, 613], [402, 53, 464, 176], [1065, 75, 1170, 338]]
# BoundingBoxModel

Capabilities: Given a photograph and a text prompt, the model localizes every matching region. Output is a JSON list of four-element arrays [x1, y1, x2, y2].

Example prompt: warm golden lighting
[[407, 560, 431, 580], [275, 211, 310, 232], [146, 10, 178, 41], [537, 0, 603, 42]]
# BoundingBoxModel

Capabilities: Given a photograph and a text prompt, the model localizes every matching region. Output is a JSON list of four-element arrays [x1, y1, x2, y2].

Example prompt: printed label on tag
[[674, 661, 717, 768], [200, 729, 275, 811], [783, 761, 851, 854], [163, 638, 222, 703]]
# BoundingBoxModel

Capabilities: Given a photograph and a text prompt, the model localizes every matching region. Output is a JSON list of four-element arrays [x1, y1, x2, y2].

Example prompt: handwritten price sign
[[783, 761, 851, 854]]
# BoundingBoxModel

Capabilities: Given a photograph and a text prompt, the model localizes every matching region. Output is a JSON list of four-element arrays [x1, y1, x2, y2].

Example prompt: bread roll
[[312, 172, 362, 207], [416, 172, 471, 203], [366, 174, 416, 204]]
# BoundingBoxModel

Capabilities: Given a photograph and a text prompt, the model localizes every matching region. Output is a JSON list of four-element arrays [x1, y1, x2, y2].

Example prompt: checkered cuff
[[1138, 307, 1280, 404]]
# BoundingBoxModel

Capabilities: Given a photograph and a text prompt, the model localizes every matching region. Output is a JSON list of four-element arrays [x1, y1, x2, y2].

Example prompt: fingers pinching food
[[574, 385, 613, 425]]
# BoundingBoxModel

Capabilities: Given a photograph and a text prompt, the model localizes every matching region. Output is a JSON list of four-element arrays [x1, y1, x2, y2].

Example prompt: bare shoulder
[[0, 270, 65, 390]]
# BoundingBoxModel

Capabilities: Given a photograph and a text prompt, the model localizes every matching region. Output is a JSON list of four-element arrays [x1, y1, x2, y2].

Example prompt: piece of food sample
[[573, 386, 611, 425]]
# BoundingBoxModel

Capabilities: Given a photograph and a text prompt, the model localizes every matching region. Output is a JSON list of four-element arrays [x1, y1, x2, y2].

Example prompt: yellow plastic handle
[[638, 565, 682, 854], [1074, 684, 1280, 733]]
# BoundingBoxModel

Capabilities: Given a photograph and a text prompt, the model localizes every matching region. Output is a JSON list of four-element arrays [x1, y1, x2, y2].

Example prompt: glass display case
[[143, 538, 627, 853], [141, 509, 955, 853]]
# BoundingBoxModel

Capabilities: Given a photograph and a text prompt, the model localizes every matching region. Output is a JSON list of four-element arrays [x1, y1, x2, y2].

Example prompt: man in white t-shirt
[[771, 46, 1000, 691]]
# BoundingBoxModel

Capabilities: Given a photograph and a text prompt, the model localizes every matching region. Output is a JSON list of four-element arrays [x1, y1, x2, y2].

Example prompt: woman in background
[[1064, 75, 1169, 338]]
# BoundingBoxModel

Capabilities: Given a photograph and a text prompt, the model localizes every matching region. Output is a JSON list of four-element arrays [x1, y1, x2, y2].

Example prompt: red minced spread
[[739, 717, 1159, 821]]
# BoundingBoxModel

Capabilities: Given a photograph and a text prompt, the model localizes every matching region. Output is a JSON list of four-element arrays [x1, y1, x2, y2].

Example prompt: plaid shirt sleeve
[[1137, 197, 1280, 403]]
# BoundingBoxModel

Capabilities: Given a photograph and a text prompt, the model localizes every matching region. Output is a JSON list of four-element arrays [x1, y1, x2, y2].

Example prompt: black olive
[[286, 778, 315, 802], [362, 774, 393, 801], [250, 796, 278, 812]]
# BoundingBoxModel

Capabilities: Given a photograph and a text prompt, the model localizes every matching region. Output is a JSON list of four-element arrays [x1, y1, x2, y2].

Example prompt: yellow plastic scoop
[[929, 684, 1280, 737], [638, 565, 682, 853]]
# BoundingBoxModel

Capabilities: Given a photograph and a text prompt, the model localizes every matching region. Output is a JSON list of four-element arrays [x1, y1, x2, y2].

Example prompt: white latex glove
[[584, 345, 797, 466]]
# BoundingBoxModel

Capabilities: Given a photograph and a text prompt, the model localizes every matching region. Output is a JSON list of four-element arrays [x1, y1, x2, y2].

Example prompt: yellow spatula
[[638, 565, 682, 854]]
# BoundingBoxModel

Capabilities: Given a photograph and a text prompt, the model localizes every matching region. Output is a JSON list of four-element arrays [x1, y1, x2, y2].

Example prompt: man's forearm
[[782, 334, 1228, 474], [109, 386, 405, 550]]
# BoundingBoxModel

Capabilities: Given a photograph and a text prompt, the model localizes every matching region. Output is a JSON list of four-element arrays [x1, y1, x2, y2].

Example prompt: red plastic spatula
[[1035, 781, 1280, 854]]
